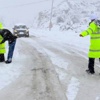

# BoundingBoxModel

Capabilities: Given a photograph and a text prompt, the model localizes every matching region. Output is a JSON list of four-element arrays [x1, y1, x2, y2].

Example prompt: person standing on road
[[79, 14, 100, 74], [0, 29, 17, 64], [0, 22, 6, 62]]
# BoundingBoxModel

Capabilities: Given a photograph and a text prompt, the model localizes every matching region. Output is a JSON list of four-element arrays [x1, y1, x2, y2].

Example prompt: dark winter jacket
[[0, 29, 17, 44]]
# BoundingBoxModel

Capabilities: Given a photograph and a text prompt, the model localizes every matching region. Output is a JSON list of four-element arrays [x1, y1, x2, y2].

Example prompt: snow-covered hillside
[[33, 0, 100, 30], [0, 0, 100, 29]]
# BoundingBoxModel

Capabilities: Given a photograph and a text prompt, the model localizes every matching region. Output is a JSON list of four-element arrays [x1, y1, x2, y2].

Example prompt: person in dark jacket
[[0, 29, 17, 64]]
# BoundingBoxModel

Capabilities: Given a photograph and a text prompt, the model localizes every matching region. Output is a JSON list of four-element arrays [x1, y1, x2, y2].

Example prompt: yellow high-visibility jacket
[[0, 35, 6, 54], [0, 22, 6, 54], [0, 22, 3, 29], [80, 21, 100, 58]]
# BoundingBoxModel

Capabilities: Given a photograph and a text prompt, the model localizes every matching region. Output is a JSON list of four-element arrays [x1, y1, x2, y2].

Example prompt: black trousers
[[0, 54, 5, 62], [88, 58, 100, 73]]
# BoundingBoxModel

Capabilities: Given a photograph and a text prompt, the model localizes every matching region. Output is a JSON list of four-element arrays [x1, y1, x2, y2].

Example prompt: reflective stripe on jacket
[[0, 35, 6, 54], [80, 21, 100, 58], [0, 22, 3, 29]]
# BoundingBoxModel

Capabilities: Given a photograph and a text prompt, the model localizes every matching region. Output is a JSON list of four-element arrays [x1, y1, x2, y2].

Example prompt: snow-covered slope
[[0, 0, 100, 29], [33, 0, 100, 30]]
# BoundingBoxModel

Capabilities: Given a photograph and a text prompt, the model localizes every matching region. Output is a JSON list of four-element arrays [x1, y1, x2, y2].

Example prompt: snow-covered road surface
[[0, 35, 100, 100]]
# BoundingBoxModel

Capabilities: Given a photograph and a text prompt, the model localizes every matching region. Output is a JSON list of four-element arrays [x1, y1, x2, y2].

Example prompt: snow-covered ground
[[0, 27, 100, 100], [1, 0, 100, 99], [30, 27, 90, 53]]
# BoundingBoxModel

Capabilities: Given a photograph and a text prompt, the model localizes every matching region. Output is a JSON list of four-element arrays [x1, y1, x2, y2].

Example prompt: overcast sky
[[0, 0, 62, 26]]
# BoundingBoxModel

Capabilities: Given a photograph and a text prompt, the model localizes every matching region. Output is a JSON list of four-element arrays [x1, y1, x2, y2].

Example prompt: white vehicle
[[13, 24, 29, 37]]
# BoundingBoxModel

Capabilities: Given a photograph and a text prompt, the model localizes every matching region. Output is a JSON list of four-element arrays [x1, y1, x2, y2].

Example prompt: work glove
[[79, 34, 83, 37]]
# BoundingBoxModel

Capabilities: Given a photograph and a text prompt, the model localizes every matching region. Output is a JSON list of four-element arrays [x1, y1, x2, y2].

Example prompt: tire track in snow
[[31, 37, 100, 100], [0, 38, 67, 100]]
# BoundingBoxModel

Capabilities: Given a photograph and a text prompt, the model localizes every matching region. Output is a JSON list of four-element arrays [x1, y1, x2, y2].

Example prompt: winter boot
[[86, 69, 95, 74], [5, 60, 12, 64]]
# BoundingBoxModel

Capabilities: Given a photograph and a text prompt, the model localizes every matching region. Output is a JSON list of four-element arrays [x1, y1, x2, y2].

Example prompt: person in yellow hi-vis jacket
[[79, 14, 100, 74], [0, 22, 6, 62]]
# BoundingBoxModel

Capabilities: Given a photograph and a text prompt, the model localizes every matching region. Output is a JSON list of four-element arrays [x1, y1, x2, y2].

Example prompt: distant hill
[[33, 0, 100, 30]]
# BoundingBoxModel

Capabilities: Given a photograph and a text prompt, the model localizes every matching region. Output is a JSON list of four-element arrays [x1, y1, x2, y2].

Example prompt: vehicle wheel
[[25, 35, 29, 37], [26, 34, 29, 37]]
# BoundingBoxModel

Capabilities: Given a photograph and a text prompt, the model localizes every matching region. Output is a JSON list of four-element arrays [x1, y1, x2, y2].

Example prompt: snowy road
[[0, 35, 100, 100]]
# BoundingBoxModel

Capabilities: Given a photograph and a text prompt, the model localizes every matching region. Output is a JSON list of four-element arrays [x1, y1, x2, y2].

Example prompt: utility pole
[[49, 0, 54, 31]]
